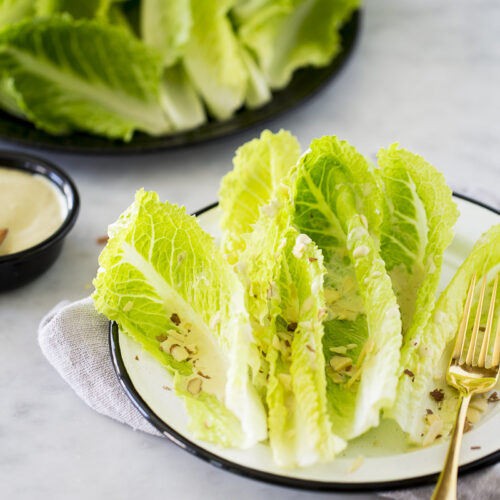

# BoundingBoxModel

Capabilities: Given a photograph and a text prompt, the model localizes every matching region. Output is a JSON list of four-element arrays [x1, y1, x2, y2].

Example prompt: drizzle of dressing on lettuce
[[292, 136, 402, 440]]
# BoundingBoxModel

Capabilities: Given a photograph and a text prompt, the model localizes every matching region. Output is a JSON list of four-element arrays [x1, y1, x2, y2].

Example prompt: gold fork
[[432, 273, 500, 499]]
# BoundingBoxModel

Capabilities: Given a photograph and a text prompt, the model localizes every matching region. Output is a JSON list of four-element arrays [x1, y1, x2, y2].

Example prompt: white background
[[2, 1, 499, 499]]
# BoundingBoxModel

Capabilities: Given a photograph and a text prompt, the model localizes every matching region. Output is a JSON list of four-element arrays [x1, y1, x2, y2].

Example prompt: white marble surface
[[1, 1, 499, 499]]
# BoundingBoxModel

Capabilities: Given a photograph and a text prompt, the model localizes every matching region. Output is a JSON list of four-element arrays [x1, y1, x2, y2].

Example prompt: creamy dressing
[[0, 168, 67, 256]]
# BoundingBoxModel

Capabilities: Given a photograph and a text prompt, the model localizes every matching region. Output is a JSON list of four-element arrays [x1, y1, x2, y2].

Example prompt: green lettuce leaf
[[379, 144, 459, 336], [93, 190, 267, 448], [36, 0, 111, 19], [0, 0, 35, 29], [237, 0, 359, 89], [140, 0, 191, 66], [183, 0, 248, 120], [231, 0, 293, 25], [0, 76, 27, 120], [0, 17, 169, 140], [378, 145, 460, 438], [219, 129, 301, 263], [240, 45, 271, 109], [386, 224, 500, 443], [160, 64, 206, 131], [238, 203, 345, 466], [292, 136, 402, 439]]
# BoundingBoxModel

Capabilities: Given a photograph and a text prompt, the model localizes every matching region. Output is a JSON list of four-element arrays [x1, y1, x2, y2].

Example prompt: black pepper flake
[[287, 322, 298, 332], [488, 392, 499, 403], [135, 355, 139, 361], [426, 409, 433, 415], [170, 313, 181, 325], [404, 369, 415, 381], [471, 446, 481, 450], [430, 389, 445, 402]]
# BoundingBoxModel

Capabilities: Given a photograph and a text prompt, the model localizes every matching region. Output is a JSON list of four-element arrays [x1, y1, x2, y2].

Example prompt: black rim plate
[[0, 11, 360, 155], [108, 193, 500, 493]]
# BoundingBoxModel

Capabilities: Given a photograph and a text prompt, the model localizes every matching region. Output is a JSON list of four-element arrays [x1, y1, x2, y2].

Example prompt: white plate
[[110, 194, 500, 492]]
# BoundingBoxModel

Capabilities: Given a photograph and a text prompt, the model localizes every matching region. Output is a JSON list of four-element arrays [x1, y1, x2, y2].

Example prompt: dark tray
[[0, 11, 361, 155]]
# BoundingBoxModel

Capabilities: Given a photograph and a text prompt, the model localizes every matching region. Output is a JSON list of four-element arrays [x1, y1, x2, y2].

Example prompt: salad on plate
[[93, 130, 500, 467]]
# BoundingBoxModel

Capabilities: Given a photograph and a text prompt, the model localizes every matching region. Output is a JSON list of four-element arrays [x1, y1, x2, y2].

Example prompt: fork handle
[[431, 393, 471, 500]]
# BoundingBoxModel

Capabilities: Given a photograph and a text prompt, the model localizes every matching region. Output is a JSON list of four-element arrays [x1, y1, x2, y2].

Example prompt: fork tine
[[467, 274, 488, 365], [478, 275, 498, 367], [453, 273, 477, 361]]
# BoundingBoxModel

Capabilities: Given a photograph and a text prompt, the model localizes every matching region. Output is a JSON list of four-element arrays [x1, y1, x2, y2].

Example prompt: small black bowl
[[0, 151, 79, 291]]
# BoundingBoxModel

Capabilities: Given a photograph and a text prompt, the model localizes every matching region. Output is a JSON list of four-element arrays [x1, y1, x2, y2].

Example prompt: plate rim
[[108, 193, 500, 493], [0, 11, 361, 156]]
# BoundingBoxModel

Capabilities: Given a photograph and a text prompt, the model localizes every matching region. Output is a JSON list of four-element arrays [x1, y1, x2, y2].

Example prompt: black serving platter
[[107, 194, 500, 493], [0, 11, 361, 155]]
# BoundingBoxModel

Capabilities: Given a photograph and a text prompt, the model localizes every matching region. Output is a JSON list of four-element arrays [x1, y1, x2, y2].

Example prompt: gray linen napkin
[[38, 296, 160, 436], [38, 187, 499, 498]]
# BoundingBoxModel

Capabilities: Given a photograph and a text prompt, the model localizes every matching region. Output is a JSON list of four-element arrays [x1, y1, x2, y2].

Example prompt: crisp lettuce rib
[[160, 64, 206, 132], [93, 190, 267, 448], [292, 136, 402, 439], [379, 145, 460, 438]]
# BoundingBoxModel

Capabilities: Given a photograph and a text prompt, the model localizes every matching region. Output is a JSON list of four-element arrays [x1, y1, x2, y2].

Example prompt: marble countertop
[[2, 1, 499, 499]]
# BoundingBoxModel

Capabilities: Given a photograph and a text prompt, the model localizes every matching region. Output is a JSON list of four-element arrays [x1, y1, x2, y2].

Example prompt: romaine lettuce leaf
[[160, 64, 206, 131], [379, 145, 460, 439], [231, 0, 293, 26], [36, 0, 111, 19], [182, 0, 248, 120], [0, 0, 35, 29], [0, 76, 27, 120], [379, 144, 459, 336], [93, 190, 267, 448], [0, 17, 169, 140], [292, 136, 402, 439], [240, 45, 272, 109], [238, 202, 345, 466], [387, 224, 500, 443], [237, 0, 359, 89], [140, 0, 191, 66], [219, 129, 301, 263]]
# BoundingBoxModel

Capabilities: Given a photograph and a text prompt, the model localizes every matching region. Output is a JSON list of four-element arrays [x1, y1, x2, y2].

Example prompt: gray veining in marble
[[1, 1, 499, 499]]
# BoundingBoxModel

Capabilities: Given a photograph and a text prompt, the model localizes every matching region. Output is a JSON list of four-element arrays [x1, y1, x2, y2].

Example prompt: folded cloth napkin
[[38, 187, 499, 498], [38, 296, 160, 436]]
